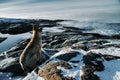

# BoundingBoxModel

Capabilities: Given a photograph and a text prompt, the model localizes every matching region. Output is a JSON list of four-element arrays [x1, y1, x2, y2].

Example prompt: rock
[[82, 65, 96, 75], [81, 73, 99, 80], [72, 42, 91, 51], [0, 57, 24, 76], [62, 39, 78, 47], [43, 49, 58, 56], [81, 65, 99, 80], [1, 23, 32, 34], [83, 52, 104, 71], [81, 52, 104, 80], [72, 39, 110, 51], [38, 61, 73, 80], [0, 19, 60, 34], [56, 51, 80, 61], [100, 54, 120, 61], [49, 38, 65, 48]]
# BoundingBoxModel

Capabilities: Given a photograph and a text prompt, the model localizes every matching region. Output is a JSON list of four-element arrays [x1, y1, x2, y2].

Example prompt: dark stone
[[100, 54, 120, 61], [1, 23, 33, 34], [81, 73, 99, 80], [0, 57, 24, 76], [81, 65, 99, 80], [56, 51, 80, 61], [83, 52, 104, 71], [43, 49, 58, 56]]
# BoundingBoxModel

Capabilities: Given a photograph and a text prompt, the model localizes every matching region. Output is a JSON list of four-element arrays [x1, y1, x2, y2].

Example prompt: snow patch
[[57, 66, 80, 79], [0, 57, 16, 67], [90, 47, 120, 57], [95, 60, 120, 80], [43, 26, 64, 33], [23, 71, 45, 80]]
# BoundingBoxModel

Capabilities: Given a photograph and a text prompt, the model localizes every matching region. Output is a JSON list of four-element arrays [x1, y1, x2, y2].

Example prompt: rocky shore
[[0, 19, 120, 80]]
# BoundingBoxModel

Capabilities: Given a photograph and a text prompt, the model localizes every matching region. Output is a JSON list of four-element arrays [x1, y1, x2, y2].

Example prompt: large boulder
[[0, 57, 24, 76], [38, 61, 73, 80]]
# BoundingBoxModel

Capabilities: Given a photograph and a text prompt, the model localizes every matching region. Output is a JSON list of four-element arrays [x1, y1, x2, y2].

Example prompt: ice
[[0, 32, 31, 53]]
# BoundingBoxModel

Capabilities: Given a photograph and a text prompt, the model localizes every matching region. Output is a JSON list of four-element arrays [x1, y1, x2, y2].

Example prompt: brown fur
[[19, 26, 42, 74]]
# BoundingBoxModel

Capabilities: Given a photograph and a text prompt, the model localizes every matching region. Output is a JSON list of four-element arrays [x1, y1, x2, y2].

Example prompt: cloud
[[0, 0, 120, 22]]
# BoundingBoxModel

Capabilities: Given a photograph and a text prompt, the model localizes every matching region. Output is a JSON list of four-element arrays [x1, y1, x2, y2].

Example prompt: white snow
[[0, 57, 16, 67], [43, 26, 64, 33], [57, 66, 80, 79], [0, 32, 31, 53], [90, 47, 120, 57], [95, 60, 120, 80], [23, 71, 44, 80]]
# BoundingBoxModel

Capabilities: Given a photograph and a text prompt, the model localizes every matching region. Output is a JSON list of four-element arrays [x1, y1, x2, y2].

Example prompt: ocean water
[[0, 0, 120, 22]]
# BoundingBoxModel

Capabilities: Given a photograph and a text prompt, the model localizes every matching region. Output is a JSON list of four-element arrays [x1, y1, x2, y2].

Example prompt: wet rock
[[83, 52, 104, 71], [56, 51, 80, 61], [100, 54, 120, 61]]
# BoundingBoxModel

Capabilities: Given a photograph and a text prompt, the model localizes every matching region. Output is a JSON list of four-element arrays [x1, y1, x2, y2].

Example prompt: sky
[[0, 0, 120, 22]]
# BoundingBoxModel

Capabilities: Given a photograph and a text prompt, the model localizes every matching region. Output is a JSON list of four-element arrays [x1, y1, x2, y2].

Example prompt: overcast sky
[[0, 0, 120, 22]]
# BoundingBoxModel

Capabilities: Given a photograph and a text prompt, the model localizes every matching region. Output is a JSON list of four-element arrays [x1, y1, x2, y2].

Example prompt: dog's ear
[[38, 27, 42, 32]]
